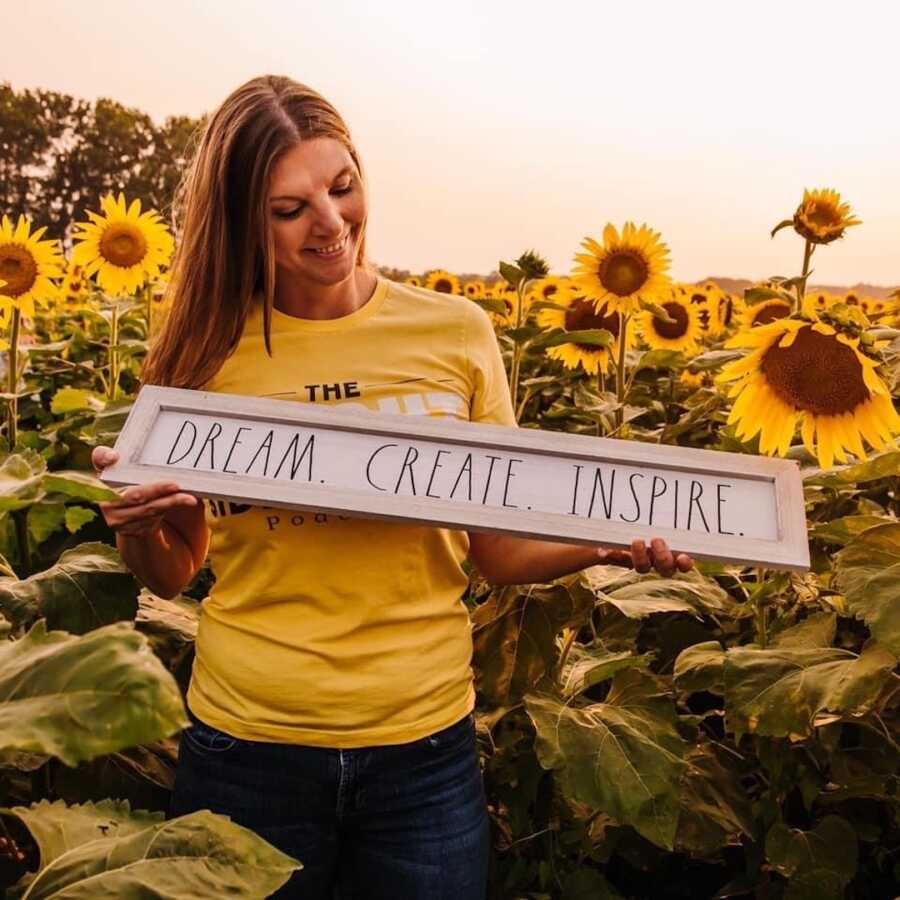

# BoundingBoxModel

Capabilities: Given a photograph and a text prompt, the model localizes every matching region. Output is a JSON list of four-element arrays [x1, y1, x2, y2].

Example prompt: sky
[[5, 0, 900, 286]]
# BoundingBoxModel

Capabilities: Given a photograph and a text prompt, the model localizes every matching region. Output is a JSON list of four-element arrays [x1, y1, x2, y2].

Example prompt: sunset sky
[[6, 0, 899, 286]]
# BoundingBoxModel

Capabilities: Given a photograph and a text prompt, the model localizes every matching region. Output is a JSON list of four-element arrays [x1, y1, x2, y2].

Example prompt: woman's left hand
[[596, 538, 693, 577]]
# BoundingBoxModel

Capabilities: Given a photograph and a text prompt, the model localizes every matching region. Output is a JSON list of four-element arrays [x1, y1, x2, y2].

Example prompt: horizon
[[6, 0, 899, 287]]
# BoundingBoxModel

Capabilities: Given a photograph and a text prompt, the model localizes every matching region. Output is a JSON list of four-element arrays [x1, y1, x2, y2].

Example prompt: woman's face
[[267, 137, 367, 289]]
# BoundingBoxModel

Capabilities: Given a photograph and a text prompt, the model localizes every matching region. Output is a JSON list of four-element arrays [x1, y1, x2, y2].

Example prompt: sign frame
[[100, 385, 810, 571]]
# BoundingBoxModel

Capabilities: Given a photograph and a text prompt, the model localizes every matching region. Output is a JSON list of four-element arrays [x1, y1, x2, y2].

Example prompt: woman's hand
[[597, 538, 693, 577], [92, 446, 204, 538]]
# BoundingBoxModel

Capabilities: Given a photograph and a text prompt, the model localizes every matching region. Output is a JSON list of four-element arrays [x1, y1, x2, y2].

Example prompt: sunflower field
[[0, 185, 897, 899]]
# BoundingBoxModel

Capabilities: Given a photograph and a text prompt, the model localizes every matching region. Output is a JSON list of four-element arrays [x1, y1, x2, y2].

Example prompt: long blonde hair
[[141, 75, 373, 389]]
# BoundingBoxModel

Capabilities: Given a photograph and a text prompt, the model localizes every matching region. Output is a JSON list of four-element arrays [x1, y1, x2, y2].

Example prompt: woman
[[91, 75, 692, 900]]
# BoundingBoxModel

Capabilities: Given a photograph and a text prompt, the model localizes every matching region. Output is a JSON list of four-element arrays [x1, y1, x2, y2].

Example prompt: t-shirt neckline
[[256, 274, 389, 333]]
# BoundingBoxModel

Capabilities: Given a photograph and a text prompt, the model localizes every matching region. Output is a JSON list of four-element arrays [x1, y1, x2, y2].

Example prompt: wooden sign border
[[100, 385, 810, 571]]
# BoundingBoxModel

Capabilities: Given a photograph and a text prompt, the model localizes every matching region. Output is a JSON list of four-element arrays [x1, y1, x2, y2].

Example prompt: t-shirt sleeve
[[465, 302, 517, 427]]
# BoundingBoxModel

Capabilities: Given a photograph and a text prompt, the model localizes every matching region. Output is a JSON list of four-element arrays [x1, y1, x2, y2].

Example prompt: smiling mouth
[[305, 231, 352, 257]]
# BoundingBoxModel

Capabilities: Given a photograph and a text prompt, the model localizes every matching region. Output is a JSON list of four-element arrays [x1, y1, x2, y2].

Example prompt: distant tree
[[0, 82, 202, 246]]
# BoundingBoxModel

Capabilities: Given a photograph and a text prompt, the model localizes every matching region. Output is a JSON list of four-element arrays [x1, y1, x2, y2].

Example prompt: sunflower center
[[752, 301, 792, 326], [760, 326, 870, 415], [98, 223, 148, 268], [0, 245, 38, 297], [598, 251, 648, 297], [653, 301, 689, 339], [806, 203, 840, 228], [565, 298, 621, 340]]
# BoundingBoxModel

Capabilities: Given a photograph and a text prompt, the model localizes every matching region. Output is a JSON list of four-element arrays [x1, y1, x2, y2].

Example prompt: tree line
[[0, 82, 202, 247]]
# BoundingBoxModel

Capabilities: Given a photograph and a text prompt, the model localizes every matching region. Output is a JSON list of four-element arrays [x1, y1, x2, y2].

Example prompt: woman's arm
[[467, 531, 691, 586]]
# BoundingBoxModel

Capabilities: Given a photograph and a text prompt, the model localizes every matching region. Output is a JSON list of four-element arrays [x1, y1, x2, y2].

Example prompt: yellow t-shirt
[[187, 275, 516, 747]]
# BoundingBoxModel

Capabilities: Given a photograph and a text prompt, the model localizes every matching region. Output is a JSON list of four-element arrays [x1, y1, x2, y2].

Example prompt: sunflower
[[537, 291, 634, 375], [526, 275, 568, 307], [792, 188, 861, 245], [636, 291, 702, 353], [679, 369, 712, 390], [463, 279, 485, 299], [801, 291, 839, 318], [717, 318, 900, 469], [572, 222, 671, 315], [718, 292, 740, 331], [71, 193, 174, 296], [0, 215, 64, 318], [491, 280, 531, 327], [737, 297, 793, 329], [56, 261, 92, 310], [424, 270, 461, 295], [686, 288, 721, 335], [405, 275, 423, 287]]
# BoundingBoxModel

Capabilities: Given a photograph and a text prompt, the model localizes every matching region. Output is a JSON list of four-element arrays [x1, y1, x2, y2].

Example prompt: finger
[[109, 482, 185, 508], [631, 539, 652, 574], [597, 547, 634, 568], [651, 538, 676, 577], [675, 553, 694, 572], [92, 447, 119, 472], [109, 493, 199, 524]]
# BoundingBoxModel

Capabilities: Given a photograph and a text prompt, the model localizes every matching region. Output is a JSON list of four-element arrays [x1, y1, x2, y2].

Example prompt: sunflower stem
[[796, 240, 814, 311], [557, 627, 578, 686], [596, 369, 605, 436], [508, 278, 530, 422], [5, 307, 20, 452], [754, 566, 769, 648], [614, 313, 631, 431], [107, 300, 120, 403]]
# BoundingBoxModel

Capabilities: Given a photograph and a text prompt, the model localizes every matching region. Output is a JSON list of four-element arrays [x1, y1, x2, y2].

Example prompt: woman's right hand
[[92, 446, 204, 538]]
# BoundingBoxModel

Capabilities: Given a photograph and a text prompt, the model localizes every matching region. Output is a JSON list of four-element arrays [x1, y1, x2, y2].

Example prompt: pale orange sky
[[6, 0, 899, 286]]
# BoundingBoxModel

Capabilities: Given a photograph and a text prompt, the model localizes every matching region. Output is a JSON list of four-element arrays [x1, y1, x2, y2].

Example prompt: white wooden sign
[[99, 385, 810, 571]]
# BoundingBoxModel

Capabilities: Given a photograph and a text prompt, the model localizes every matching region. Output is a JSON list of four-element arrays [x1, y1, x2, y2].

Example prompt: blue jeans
[[169, 707, 490, 899]]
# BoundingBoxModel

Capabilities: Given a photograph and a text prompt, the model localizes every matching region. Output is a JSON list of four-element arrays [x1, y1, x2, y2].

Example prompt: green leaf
[[0, 619, 187, 766], [675, 742, 754, 854], [834, 523, 900, 655], [0, 450, 47, 512], [810, 514, 895, 546], [532, 328, 614, 350], [1, 799, 163, 874], [770, 613, 836, 649], [744, 286, 793, 306], [529, 300, 568, 313], [64, 506, 97, 534], [724, 643, 896, 741], [471, 296, 508, 316], [472, 582, 595, 705], [673, 641, 726, 694], [804, 451, 900, 486], [688, 349, 745, 371], [561, 868, 623, 899], [635, 349, 685, 372], [26, 502, 67, 545], [590, 570, 734, 619], [525, 669, 688, 850], [50, 388, 105, 415], [559, 646, 654, 699], [766, 815, 858, 897], [0, 542, 139, 634], [499, 261, 525, 287], [42, 470, 120, 502], [770, 218, 795, 238], [8, 808, 299, 899], [639, 300, 677, 324]]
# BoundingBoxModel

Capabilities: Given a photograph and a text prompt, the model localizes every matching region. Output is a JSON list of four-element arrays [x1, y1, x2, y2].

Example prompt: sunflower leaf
[[4, 807, 299, 899], [639, 299, 676, 324], [498, 261, 525, 288], [770, 218, 795, 238], [471, 297, 508, 317], [724, 642, 896, 741], [744, 287, 794, 306], [525, 670, 688, 850], [833, 523, 900, 655], [532, 328, 614, 350], [0, 619, 187, 766]]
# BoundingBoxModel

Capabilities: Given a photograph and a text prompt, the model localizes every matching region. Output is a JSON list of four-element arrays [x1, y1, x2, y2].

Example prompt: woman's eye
[[273, 184, 353, 219]]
